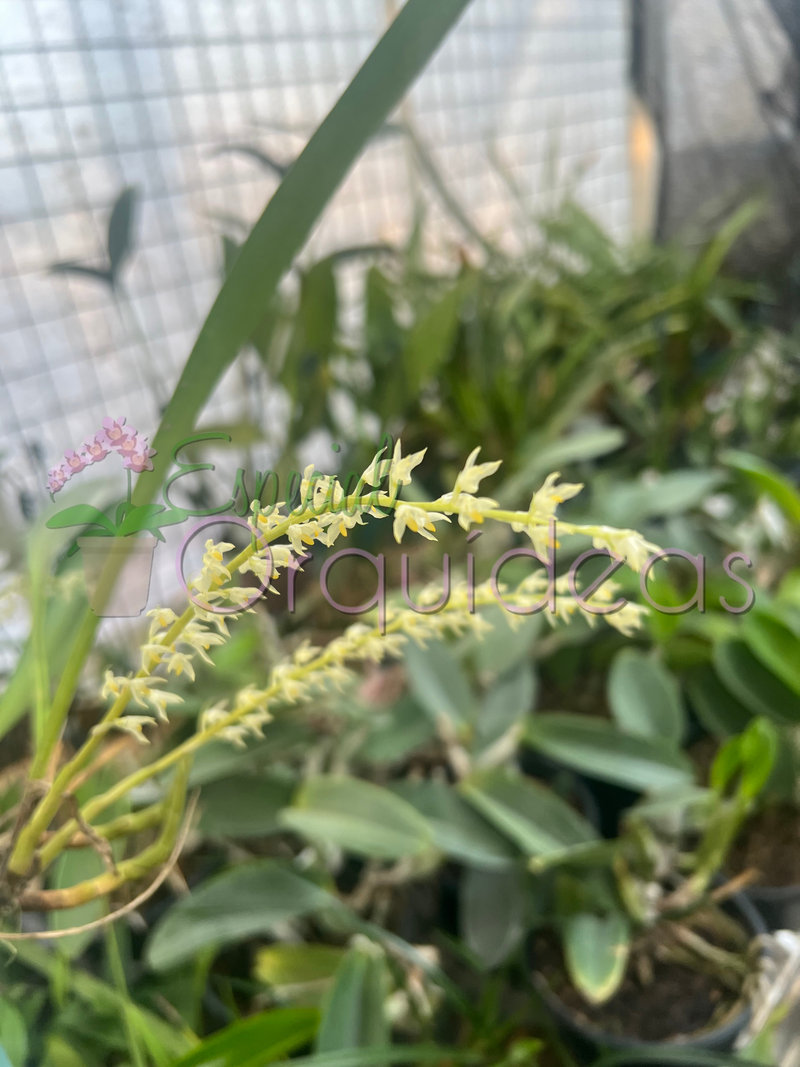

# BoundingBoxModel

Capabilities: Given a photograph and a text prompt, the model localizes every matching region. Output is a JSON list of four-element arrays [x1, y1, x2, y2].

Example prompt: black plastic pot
[[745, 882, 800, 931], [532, 890, 766, 1065]]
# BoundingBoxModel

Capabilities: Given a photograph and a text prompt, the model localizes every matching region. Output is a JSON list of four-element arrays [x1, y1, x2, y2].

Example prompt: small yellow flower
[[452, 447, 502, 498], [389, 440, 426, 498], [393, 504, 450, 543]]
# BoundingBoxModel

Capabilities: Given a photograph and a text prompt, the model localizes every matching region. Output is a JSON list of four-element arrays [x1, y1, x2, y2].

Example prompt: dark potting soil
[[729, 804, 800, 888], [533, 932, 743, 1043]]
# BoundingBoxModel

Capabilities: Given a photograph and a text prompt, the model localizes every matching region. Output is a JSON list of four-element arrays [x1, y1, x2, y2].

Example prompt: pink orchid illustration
[[47, 416, 156, 499], [63, 449, 88, 475], [82, 434, 111, 464], [100, 416, 136, 448], [115, 433, 142, 459], [123, 446, 157, 474], [47, 465, 69, 494]]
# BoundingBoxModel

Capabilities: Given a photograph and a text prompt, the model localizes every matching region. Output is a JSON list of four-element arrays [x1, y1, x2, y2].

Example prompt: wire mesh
[[0, 0, 632, 510]]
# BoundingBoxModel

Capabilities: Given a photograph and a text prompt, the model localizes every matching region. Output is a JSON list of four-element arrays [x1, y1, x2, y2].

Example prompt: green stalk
[[105, 925, 147, 1067], [21, 0, 474, 828]]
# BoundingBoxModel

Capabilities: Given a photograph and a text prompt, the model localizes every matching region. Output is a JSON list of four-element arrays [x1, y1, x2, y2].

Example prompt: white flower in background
[[287, 520, 324, 554], [146, 689, 184, 722], [393, 504, 450, 543], [389, 440, 426, 498], [530, 472, 583, 521], [452, 447, 502, 499], [166, 650, 195, 680], [361, 446, 391, 487], [271, 663, 312, 703], [319, 508, 366, 546], [438, 490, 498, 531], [93, 715, 157, 744], [590, 527, 659, 573], [147, 607, 178, 636]]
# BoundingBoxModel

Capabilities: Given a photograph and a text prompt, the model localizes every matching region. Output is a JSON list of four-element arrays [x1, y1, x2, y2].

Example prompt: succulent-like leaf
[[563, 910, 630, 1005], [607, 649, 685, 746]]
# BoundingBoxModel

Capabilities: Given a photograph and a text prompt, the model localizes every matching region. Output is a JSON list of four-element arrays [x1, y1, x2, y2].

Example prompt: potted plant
[[46, 417, 186, 617], [524, 716, 776, 1059]]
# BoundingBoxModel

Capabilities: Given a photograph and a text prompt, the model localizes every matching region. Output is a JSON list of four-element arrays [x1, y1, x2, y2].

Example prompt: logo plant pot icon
[[46, 417, 188, 618], [78, 534, 158, 617]]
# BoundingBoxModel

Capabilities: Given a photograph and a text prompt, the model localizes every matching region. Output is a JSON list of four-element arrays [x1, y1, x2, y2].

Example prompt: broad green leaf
[[720, 450, 800, 524], [460, 768, 596, 856], [607, 649, 685, 746], [107, 185, 138, 280], [48, 847, 106, 959], [403, 639, 477, 728], [498, 426, 626, 505], [316, 946, 388, 1052], [188, 721, 310, 787], [145, 861, 334, 970], [469, 607, 543, 676], [460, 866, 526, 969], [391, 779, 516, 869], [357, 698, 436, 764], [602, 470, 726, 526], [0, 1000, 26, 1067], [170, 1007, 318, 1067], [255, 945, 346, 990], [199, 774, 295, 838], [271, 1047, 471, 1067], [279, 776, 434, 860], [45, 504, 115, 533], [404, 275, 470, 391], [524, 713, 694, 792], [476, 662, 537, 750], [563, 911, 630, 1005], [684, 664, 752, 738], [714, 641, 800, 725], [743, 611, 800, 697]]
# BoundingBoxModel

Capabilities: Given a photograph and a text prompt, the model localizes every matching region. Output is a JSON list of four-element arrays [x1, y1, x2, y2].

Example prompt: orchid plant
[[45, 416, 186, 551], [0, 440, 656, 923]]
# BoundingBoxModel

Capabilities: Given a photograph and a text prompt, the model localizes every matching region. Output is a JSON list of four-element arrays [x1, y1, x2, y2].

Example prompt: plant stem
[[105, 924, 147, 1067]]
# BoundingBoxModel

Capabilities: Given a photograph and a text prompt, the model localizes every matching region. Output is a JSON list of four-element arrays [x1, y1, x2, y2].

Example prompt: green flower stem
[[60, 801, 165, 848], [20, 758, 189, 912], [10, 494, 372, 877], [12, 486, 576, 881]]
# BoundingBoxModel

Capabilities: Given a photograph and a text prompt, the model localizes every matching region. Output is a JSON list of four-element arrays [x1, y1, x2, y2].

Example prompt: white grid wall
[[0, 0, 632, 517]]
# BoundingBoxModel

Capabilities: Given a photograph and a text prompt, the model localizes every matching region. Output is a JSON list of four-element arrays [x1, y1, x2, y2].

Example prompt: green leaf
[[684, 664, 752, 738], [460, 768, 597, 856], [145, 861, 334, 971], [0, 1000, 27, 1067], [48, 847, 106, 959], [460, 866, 526, 969], [169, 1007, 318, 1067], [563, 911, 630, 1005], [743, 610, 800, 697], [524, 713, 694, 792], [476, 662, 537, 750], [316, 946, 388, 1052], [602, 470, 726, 526], [689, 198, 763, 292], [45, 504, 116, 534], [107, 185, 138, 281], [404, 275, 470, 391], [498, 427, 626, 505], [279, 776, 434, 860], [607, 649, 685, 746], [390, 779, 516, 869], [199, 775, 295, 838], [469, 607, 543, 676], [720, 449, 800, 524], [135, 0, 475, 501], [714, 640, 800, 725], [255, 945, 346, 990], [271, 1047, 473, 1067], [357, 698, 436, 764], [403, 639, 477, 728]]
